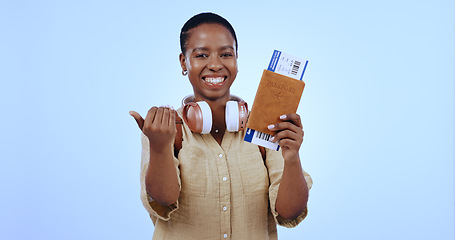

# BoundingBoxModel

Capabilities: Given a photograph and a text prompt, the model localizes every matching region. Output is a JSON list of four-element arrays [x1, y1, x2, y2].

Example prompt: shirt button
[[222, 206, 227, 211], [223, 233, 228, 238], [218, 153, 223, 158], [222, 177, 227, 182]]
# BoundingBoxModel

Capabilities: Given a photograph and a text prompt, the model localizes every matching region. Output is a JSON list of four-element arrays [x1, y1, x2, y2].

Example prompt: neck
[[193, 91, 230, 109]]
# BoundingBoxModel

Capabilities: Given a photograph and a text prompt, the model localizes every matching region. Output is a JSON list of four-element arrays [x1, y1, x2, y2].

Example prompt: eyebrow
[[191, 46, 235, 53], [192, 47, 209, 53]]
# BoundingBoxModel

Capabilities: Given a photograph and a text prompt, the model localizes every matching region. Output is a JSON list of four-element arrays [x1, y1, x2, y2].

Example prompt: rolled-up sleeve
[[266, 149, 313, 228], [140, 133, 181, 221]]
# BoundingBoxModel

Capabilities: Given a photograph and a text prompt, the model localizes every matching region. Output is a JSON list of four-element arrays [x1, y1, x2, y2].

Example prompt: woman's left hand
[[268, 113, 304, 161]]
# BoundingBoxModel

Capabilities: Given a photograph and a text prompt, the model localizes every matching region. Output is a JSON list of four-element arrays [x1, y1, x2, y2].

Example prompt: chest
[[178, 132, 269, 199]]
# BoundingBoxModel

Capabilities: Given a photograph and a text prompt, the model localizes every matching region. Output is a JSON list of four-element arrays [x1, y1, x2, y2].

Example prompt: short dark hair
[[180, 12, 238, 54]]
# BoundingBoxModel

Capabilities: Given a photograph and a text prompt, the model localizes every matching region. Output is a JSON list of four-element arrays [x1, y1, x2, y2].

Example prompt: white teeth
[[204, 77, 225, 84]]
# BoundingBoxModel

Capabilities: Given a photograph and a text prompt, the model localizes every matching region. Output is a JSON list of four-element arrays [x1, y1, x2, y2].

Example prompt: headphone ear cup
[[226, 100, 248, 132], [225, 101, 239, 132], [182, 101, 212, 134], [198, 101, 212, 134], [238, 101, 248, 131]]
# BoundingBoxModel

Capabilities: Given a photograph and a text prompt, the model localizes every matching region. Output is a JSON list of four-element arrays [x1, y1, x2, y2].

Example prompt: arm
[[131, 107, 180, 206], [268, 113, 309, 220]]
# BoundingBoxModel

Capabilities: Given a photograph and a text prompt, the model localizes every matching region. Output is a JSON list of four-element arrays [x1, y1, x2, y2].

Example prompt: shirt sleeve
[[265, 148, 313, 228], [140, 132, 181, 221]]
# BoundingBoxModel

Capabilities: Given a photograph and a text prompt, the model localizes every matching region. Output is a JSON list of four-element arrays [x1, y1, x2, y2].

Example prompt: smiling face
[[179, 23, 238, 102]]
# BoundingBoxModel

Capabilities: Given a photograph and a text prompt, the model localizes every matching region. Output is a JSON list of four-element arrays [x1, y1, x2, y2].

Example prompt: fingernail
[[268, 124, 274, 130], [270, 136, 275, 141], [129, 111, 133, 115], [170, 106, 174, 110], [280, 115, 286, 120]]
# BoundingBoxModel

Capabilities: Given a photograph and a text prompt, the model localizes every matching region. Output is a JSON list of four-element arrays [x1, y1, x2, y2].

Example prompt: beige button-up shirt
[[140, 109, 312, 240]]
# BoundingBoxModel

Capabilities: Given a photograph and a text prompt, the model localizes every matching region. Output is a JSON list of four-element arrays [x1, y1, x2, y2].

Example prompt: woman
[[130, 12, 312, 240]]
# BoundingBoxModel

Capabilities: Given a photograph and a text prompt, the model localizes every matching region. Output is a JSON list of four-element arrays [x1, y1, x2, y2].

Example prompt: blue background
[[1, 0, 453, 239]]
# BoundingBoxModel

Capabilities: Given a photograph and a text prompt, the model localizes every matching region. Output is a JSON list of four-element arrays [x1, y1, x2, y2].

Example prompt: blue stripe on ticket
[[300, 60, 309, 80], [267, 50, 281, 72], [244, 128, 255, 142]]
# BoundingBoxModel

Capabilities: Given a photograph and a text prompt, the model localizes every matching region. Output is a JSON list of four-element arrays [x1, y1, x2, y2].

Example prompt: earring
[[182, 70, 188, 76]]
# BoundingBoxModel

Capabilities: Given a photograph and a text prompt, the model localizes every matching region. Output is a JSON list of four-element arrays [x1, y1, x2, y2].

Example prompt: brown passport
[[246, 70, 305, 136]]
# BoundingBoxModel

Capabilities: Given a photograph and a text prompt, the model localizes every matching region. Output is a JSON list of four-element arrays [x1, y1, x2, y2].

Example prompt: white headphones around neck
[[181, 94, 248, 134]]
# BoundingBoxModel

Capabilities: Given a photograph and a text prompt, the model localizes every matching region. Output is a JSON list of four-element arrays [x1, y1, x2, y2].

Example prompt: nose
[[208, 55, 223, 71]]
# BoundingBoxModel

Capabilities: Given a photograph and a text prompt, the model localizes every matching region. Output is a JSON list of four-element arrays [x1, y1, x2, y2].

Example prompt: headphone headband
[[181, 94, 245, 106]]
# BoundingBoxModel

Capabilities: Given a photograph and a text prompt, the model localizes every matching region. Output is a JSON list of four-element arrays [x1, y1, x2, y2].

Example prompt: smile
[[203, 76, 226, 84]]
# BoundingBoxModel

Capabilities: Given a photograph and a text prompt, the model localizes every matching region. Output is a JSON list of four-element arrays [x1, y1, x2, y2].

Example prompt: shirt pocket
[[179, 147, 208, 197]]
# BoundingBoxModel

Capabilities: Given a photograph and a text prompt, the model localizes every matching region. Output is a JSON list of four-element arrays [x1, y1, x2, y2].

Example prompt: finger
[[270, 129, 299, 143], [129, 111, 145, 130], [145, 107, 158, 128], [277, 138, 299, 149], [169, 108, 176, 126], [268, 121, 302, 134], [153, 107, 165, 125], [279, 113, 302, 128], [162, 107, 170, 125]]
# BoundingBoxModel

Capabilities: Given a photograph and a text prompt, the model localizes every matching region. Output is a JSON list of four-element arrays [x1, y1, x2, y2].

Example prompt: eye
[[195, 53, 208, 58], [221, 52, 233, 58]]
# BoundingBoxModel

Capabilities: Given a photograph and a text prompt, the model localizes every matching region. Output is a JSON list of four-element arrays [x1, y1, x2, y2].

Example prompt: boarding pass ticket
[[267, 50, 308, 80]]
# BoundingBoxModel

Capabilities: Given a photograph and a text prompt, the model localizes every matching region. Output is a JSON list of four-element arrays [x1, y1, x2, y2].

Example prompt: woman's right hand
[[130, 107, 176, 153]]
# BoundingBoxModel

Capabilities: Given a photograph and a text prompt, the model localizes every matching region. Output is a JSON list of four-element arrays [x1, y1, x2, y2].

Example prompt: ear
[[179, 53, 187, 71]]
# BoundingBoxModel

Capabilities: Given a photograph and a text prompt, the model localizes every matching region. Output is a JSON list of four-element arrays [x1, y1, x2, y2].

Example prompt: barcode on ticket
[[244, 128, 280, 151], [291, 60, 301, 75]]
